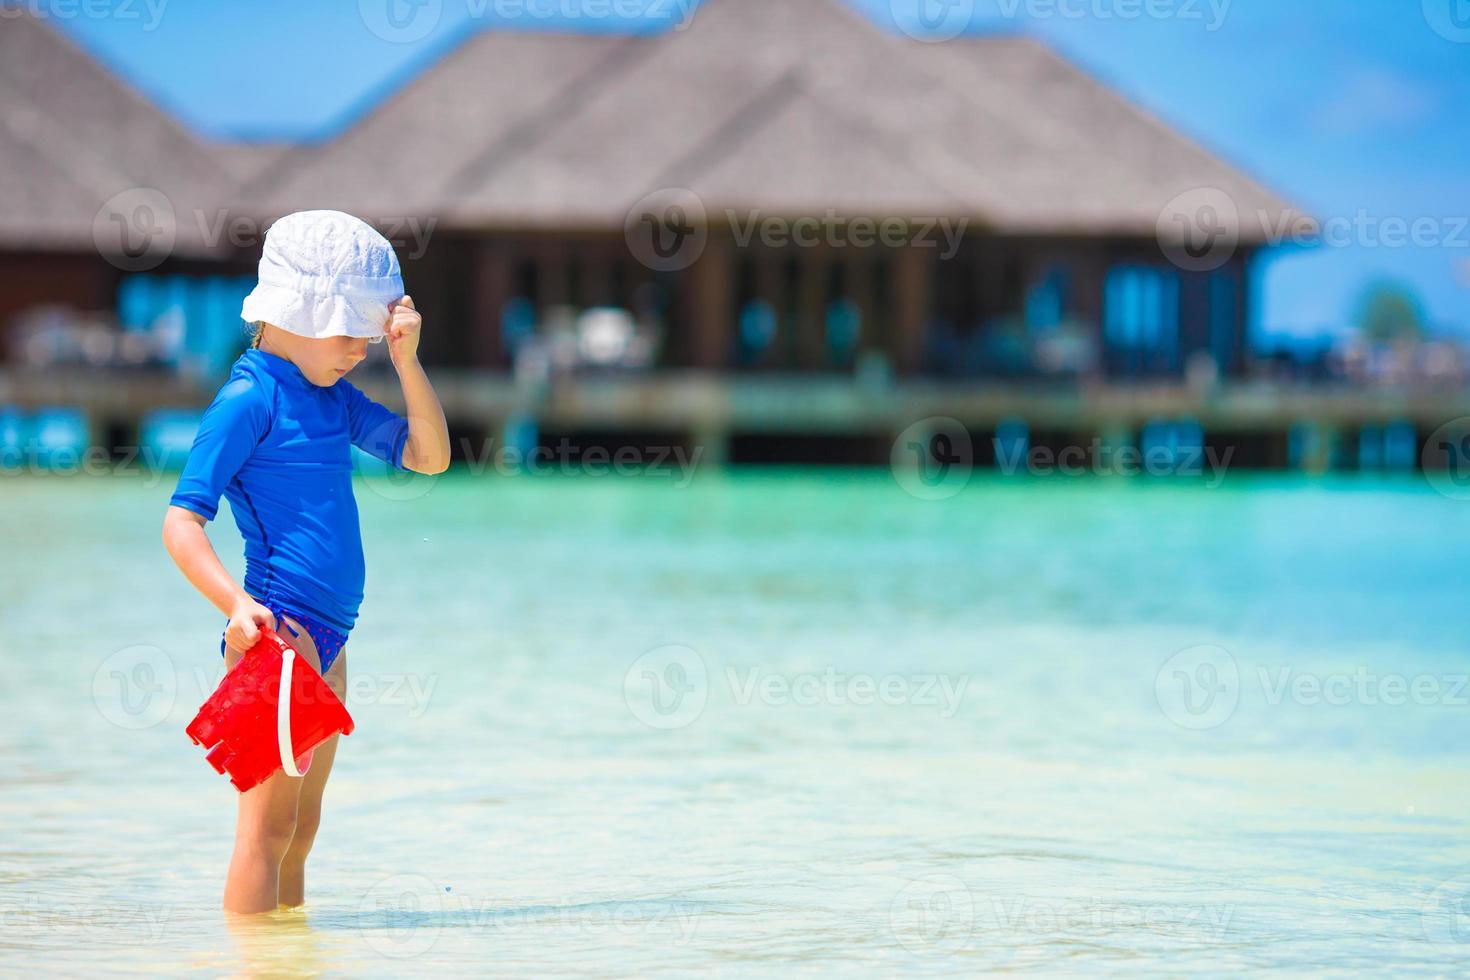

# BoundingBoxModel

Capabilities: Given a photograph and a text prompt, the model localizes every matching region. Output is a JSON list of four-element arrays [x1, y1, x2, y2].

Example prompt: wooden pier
[[4, 367, 1469, 472]]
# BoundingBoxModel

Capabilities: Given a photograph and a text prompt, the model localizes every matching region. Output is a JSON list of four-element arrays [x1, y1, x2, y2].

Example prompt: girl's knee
[[244, 810, 299, 859]]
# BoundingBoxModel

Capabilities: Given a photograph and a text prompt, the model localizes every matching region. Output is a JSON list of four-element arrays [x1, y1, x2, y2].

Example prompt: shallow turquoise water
[[2, 469, 1469, 975]]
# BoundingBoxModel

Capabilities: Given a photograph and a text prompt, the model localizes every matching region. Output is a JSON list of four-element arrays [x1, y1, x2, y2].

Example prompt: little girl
[[162, 210, 450, 914]]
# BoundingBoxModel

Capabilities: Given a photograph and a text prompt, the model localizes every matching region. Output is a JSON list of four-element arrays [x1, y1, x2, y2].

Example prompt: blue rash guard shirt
[[169, 348, 411, 635]]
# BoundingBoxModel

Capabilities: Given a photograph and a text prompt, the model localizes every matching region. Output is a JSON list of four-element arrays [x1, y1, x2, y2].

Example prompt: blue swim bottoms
[[219, 597, 348, 675]]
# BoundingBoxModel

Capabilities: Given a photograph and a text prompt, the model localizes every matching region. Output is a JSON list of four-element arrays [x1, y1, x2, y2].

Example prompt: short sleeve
[[342, 381, 410, 471], [169, 377, 271, 521]]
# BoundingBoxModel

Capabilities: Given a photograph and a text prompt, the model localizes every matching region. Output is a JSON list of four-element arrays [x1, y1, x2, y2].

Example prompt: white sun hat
[[241, 210, 403, 344]]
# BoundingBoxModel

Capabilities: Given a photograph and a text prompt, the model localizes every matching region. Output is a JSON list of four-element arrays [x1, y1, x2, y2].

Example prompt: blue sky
[[46, 0, 1470, 343]]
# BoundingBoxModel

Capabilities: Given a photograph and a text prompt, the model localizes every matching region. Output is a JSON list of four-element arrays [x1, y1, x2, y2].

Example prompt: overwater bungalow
[[2, 0, 1461, 470]]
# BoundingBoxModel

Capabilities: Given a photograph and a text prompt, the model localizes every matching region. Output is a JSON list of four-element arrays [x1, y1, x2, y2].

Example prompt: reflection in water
[[226, 907, 329, 979]]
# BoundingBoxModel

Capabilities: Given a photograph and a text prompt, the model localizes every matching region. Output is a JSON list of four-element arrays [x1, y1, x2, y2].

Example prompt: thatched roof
[[3, 0, 1298, 248], [256, 0, 1298, 237], [0, 9, 239, 256]]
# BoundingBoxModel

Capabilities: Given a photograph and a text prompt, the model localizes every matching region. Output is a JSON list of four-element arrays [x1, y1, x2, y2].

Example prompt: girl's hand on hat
[[385, 295, 421, 366], [225, 598, 278, 655]]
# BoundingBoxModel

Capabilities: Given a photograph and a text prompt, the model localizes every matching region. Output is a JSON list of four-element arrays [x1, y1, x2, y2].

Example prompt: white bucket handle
[[278, 648, 305, 778]]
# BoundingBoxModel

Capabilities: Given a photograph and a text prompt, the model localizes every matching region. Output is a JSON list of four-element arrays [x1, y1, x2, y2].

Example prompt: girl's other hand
[[384, 295, 422, 366], [225, 598, 277, 655]]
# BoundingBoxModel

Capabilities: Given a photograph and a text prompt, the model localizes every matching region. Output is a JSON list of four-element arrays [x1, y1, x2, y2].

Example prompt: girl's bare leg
[[279, 650, 347, 908], [221, 616, 322, 915]]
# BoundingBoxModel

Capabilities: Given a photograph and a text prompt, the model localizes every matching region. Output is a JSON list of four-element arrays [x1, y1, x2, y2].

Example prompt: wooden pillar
[[536, 242, 568, 314], [1076, 244, 1114, 381], [976, 240, 1004, 320], [849, 252, 875, 354], [1230, 252, 1251, 377], [753, 250, 787, 369], [471, 241, 511, 368], [795, 246, 830, 369], [686, 233, 733, 370], [583, 246, 614, 308], [890, 244, 930, 375], [1071, 245, 1105, 330], [1179, 269, 1210, 360]]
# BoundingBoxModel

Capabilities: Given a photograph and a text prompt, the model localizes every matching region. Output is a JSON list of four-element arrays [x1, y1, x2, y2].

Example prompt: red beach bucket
[[186, 627, 354, 792]]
